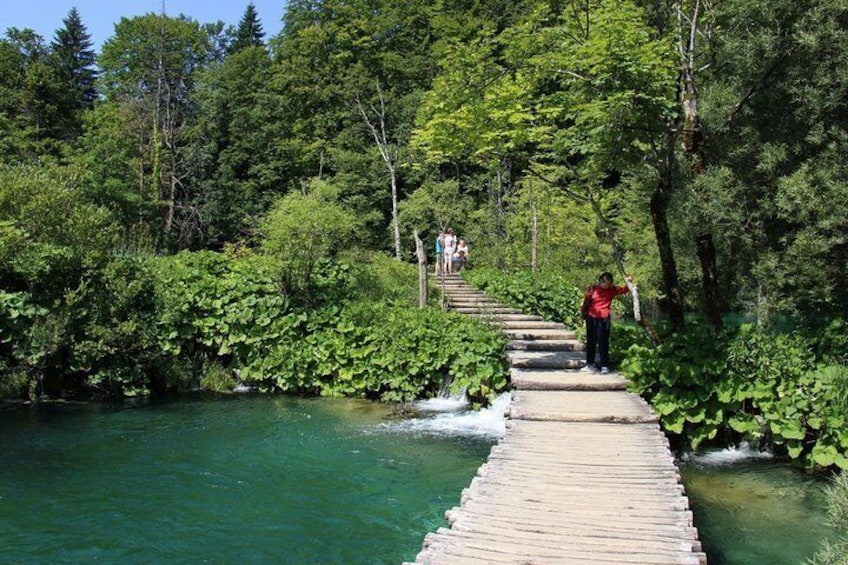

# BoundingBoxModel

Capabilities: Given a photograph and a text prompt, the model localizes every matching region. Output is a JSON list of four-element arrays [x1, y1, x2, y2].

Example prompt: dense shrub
[[622, 322, 848, 470], [241, 302, 509, 405], [1, 247, 509, 405]]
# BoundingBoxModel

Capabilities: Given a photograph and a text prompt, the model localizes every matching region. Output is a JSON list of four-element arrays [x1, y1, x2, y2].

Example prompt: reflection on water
[[680, 445, 830, 565]]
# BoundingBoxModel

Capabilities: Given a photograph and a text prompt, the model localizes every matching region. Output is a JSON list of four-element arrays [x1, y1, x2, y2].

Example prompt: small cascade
[[683, 441, 774, 465], [230, 370, 256, 393], [414, 375, 468, 412], [382, 392, 511, 439]]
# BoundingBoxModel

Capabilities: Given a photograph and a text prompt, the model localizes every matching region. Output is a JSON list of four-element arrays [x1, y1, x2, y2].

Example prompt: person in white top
[[442, 228, 456, 274]]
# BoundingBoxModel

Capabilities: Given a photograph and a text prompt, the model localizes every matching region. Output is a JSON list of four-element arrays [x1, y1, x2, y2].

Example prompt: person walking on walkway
[[580, 272, 632, 374], [435, 229, 444, 275]]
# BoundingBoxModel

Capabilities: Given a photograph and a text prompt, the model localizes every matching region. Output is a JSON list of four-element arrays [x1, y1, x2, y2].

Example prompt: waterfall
[[382, 392, 512, 439]]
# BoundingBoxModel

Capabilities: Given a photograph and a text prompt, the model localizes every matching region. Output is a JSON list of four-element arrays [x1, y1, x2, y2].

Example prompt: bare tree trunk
[[355, 88, 402, 260], [389, 163, 401, 260], [414, 230, 428, 309]]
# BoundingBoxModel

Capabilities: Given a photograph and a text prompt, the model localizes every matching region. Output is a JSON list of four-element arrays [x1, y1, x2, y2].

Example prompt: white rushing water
[[683, 441, 774, 465], [381, 392, 512, 439]]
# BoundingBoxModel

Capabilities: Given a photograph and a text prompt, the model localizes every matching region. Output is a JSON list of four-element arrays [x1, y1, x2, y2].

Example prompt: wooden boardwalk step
[[503, 328, 578, 340], [508, 390, 658, 424], [471, 314, 546, 322], [510, 368, 628, 391], [453, 306, 523, 315], [507, 349, 584, 369], [508, 339, 584, 351]]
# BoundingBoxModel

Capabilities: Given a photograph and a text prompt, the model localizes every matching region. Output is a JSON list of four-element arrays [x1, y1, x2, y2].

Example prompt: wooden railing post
[[413, 230, 428, 309]]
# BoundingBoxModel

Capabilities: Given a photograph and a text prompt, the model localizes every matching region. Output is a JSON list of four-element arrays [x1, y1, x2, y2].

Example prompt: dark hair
[[599, 272, 614, 284]]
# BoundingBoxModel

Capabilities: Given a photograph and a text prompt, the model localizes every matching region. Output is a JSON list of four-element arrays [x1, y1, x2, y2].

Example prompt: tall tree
[[190, 44, 276, 245], [273, 0, 436, 255], [415, 0, 679, 332], [50, 7, 98, 141], [97, 14, 215, 247], [0, 29, 65, 159], [688, 0, 848, 319], [229, 3, 266, 54]]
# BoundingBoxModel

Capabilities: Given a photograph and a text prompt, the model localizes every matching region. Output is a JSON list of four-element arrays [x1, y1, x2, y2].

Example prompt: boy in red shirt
[[580, 272, 631, 374]]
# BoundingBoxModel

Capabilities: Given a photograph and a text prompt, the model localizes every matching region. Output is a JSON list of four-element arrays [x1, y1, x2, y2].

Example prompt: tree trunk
[[696, 233, 723, 330], [678, 0, 722, 331], [531, 200, 538, 272], [650, 182, 685, 331], [390, 164, 401, 260], [355, 90, 402, 260]]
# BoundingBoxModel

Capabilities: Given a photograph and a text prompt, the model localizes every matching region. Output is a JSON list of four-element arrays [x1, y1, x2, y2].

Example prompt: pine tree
[[230, 3, 266, 53], [50, 8, 97, 139]]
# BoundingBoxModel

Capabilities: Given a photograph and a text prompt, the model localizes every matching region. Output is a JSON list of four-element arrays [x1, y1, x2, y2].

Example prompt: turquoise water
[[2, 396, 834, 564], [680, 449, 830, 565], [0, 395, 495, 564]]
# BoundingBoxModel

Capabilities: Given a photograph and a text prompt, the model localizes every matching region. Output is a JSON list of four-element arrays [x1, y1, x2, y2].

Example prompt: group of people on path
[[435, 228, 469, 274]]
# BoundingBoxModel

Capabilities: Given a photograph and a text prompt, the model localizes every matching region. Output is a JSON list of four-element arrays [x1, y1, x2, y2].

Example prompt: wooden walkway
[[407, 275, 706, 565]]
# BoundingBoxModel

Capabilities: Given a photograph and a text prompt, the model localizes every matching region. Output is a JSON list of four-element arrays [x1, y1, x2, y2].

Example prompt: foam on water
[[413, 393, 469, 412], [382, 392, 511, 439], [683, 441, 773, 465]]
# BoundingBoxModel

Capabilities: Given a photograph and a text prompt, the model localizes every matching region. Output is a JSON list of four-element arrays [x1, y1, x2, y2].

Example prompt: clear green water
[[2, 396, 834, 565], [0, 395, 494, 564], [680, 452, 830, 565]]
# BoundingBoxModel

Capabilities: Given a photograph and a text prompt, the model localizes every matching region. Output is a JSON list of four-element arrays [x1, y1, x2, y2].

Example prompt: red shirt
[[585, 284, 629, 318]]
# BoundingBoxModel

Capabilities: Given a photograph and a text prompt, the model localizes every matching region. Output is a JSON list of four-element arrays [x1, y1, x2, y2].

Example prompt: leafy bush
[[810, 472, 848, 565], [259, 181, 361, 299], [241, 302, 510, 405], [622, 322, 848, 470], [346, 251, 421, 306]]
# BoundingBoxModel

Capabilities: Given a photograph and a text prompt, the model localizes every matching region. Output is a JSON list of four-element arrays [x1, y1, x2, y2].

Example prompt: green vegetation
[[622, 323, 848, 471], [2, 1, 848, 478], [459, 270, 848, 471], [463, 269, 585, 329], [810, 472, 848, 565]]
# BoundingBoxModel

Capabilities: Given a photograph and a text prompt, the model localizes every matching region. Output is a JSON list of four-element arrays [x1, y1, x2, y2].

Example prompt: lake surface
[[1, 395, 833, 564], [0, 395, 498, 564]]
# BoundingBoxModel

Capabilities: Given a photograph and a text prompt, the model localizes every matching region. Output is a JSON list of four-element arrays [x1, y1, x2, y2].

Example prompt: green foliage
[[622, 322, 848, 469], [464, 268, 587, 328], [0, 162, 118, 296], [189, 44, 276, 245], [199, 361, 239, 393], [241, 302, 509, 405], [811, 318, 848, 365], [809, 472, 848, 565], [259, 180, 361, 298], [346, 251, 420, 306]]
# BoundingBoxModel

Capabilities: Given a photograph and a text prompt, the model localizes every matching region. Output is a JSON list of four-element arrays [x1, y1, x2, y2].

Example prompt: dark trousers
[[585, 316, 611, 368]]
